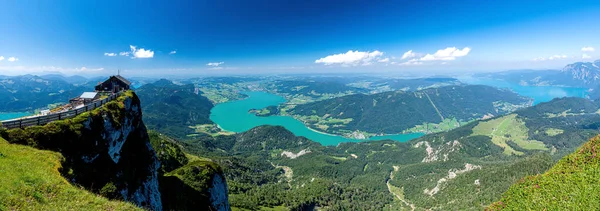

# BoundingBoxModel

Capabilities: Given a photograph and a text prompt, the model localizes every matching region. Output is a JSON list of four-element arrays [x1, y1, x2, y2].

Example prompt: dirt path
[[387, 166, 416, 211], [271, 162, 293, 188]]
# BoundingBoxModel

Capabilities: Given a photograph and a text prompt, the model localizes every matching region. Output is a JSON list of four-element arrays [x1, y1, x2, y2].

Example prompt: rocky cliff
[[1, 91, 231, 210], [149, 131, 231, 211]]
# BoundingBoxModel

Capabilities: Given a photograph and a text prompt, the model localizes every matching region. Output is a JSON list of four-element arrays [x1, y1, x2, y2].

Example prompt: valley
[[2, 3, 599, 210], [1, 70, 599, 210]]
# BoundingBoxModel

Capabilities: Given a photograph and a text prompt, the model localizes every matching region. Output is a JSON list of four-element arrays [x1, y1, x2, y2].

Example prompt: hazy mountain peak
[[561, 60, 600, 84]]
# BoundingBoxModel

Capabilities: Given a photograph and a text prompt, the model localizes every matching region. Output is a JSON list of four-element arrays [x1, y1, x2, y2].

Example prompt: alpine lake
[[210, 80, 589, 146]]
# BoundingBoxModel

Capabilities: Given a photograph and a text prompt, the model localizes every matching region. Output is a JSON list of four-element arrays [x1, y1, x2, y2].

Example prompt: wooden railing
[[1, 92, 123, 130]]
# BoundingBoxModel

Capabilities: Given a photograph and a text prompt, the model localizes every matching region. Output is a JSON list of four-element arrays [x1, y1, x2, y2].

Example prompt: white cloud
[[104, 52, 117, 57], [119, 52, 130, 56], [207, 62, 224, 67], [0, 56, 3, 61], [77, 67, 104, 72], [7, 57, 18, 62], [378, 58, 390, 63], [399, 59, 423, 66], [169, 50, 177, 55], [533, 54, 568, 61], [419, 47, 471, 61], [548, 54, 567, 60], [583, 54, 592, 59], [315, 50, 384, 66], [582, 47, 595, 52], [129, 45, 154, 59], [401, 50, 417, 59]]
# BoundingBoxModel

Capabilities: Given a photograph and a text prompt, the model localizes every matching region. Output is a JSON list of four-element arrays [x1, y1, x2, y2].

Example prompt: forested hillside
[[173, 96, 600, 210], [136, 79, 215, 139], [289, 85, 532, 135]]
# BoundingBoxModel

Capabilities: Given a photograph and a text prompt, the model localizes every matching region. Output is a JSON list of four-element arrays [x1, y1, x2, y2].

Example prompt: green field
[[471, 114, 548, 155], [189, 124, 235, 136], [403, 117, 470, 134], [0, 138, 139, 210], [545, 128, 564, 136]]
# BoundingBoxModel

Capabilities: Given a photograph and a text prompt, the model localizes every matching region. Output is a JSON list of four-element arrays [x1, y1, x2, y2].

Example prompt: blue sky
[[0, 0, 599, 76]]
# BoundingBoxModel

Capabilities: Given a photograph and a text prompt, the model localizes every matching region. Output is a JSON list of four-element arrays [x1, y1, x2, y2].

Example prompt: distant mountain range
[[561, 60, 600, 85], [476, 60, 600, 88], [0, 75, 92, 112]]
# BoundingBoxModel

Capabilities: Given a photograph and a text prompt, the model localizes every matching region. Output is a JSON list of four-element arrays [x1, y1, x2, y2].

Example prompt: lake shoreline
[[210, 91, 424, 146]]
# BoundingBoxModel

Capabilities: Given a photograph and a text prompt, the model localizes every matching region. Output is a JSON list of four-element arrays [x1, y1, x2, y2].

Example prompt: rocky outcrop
[[209, 174, 231, 211], [149, 131, 231, 211], [159, 161, 231, 211], [2, 92, 162, 210], [2, 91, 231, 211]]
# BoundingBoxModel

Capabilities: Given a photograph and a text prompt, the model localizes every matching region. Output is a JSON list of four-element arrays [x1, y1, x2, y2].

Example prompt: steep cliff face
[[149, 131, 231, 211], [2, 92, 162, 210], [2, 91, 232, 210], [209, 173, 231, 211]]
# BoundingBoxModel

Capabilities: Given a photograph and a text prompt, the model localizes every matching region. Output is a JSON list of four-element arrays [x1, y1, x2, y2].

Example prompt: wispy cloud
[[207, 62, 224, 67], [419, 47, 471, 61], [77, 67, 105, 71], [315, 50, 385, 66], [0, 56, 4, 61], [119, 52, 130, 56], [169, 50, 177, 55], [533, 54, 568, 61], [7, 57, 18, 62], [582, 47, 595, 52], [129, 45, 154, 59], [394, 47, 470, 66], [582, 54, 592, 59], [401, 50, 417, 60], [399, 59, 423, 66], [104, 52, 117, 57], [377, 58, 390, 63]]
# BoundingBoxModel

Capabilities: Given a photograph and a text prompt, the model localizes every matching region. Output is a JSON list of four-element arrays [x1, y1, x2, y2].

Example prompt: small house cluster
[[44, 75, 132, 114]]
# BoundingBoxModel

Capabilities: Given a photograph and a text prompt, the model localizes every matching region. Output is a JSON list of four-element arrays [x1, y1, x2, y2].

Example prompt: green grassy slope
[[489, 135, 600, 210], [0, 137, 140, 210]]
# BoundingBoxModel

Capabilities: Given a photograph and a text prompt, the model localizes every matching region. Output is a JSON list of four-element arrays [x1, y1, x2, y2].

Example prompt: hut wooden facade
[[95, 75, 131, 93]]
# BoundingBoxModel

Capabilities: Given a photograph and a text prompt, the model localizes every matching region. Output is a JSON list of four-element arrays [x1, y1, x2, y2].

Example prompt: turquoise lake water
[[459, 77, 589, 105], [210, 91, 424, 146], [209, 79, 589, 146], [0, 112, 32, 121]]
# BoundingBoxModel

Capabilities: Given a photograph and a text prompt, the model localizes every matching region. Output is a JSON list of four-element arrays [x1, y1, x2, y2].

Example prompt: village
[[0, 75, 131, 129]]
